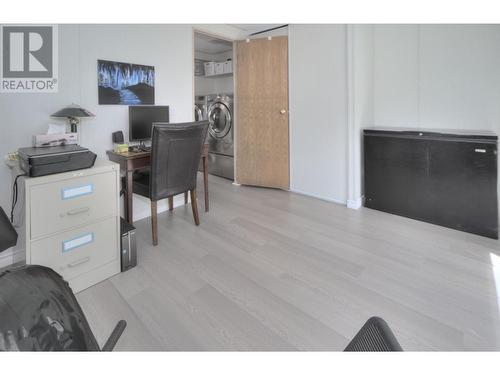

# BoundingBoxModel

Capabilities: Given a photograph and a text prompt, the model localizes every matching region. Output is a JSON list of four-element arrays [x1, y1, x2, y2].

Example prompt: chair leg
[[203, 155, 209, 212], [184, 192, 188, 204], [190, 189, 200, 226], [151, 200, 158, 246], [168, 196, 174, 211]]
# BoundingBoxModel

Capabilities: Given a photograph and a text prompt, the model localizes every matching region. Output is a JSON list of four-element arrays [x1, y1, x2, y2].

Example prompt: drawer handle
[[67, 257, 91, 268], [65, 207, 91, 216]]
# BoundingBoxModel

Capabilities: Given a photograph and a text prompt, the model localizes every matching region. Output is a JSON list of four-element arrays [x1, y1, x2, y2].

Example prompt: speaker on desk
[[112, 131, 124, 144]]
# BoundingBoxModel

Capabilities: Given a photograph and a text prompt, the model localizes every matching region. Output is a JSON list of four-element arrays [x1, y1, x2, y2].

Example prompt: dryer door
[[208, 101, 232, 139]]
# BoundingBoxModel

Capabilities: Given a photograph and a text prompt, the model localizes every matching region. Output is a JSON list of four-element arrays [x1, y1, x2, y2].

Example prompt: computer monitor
[[129, 106, 170, 142]]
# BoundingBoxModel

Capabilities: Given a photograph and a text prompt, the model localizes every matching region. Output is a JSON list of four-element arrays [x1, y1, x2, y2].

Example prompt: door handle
[[280, 109, 287, 115], [63, 207, 90, 217], [67, 257, 91, 268]]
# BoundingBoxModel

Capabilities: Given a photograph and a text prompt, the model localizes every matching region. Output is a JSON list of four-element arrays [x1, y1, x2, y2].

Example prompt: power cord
[[11, 173, 26, 223]]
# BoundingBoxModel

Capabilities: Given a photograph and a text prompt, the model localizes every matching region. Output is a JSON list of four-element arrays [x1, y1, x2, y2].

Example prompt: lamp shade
[[51, 105, 94, 118]]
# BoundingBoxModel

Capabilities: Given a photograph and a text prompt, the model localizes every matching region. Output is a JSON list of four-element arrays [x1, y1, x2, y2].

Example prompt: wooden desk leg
[[168, 196, 174, 211], [203, 155, 209, 212], [126, 164, 134, 224]]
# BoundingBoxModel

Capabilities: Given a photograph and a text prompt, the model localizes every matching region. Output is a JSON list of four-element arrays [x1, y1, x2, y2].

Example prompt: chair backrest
[[149, 121, 209, 201]]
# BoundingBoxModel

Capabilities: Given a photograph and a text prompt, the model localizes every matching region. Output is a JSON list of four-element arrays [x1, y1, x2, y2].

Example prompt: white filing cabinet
[[24, 158, 121, 293]]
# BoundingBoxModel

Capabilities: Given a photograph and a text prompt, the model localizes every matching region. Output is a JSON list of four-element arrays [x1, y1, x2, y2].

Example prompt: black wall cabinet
[[364, 129, 498, 239]]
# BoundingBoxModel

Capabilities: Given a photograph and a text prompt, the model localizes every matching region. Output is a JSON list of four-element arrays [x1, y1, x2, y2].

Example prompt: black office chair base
[[102, 320, 127, 351], [0, 265, 127, 351], [344, 317, 403, 351]]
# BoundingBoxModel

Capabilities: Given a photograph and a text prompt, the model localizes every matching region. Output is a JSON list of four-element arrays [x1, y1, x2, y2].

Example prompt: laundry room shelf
[[203, 72, 233, 78]]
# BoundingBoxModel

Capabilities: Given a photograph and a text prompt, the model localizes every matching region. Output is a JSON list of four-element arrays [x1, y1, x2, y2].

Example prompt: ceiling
[[230, 24, 285, 35], [194, 33, 233, 54]]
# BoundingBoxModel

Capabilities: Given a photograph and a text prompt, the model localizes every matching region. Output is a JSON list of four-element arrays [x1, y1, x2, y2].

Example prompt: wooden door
[[235, 36, 289, 189]]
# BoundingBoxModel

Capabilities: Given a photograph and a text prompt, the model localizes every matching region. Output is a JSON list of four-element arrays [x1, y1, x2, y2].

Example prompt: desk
[[107, 144, 209, 223]]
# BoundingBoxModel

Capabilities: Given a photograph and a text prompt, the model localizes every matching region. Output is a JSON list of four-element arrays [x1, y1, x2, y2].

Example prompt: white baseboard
[[347, 196, 364, 210], [0, 247, 25, 270], [232, 182, 241, 186], [289, 188, 346, 206]]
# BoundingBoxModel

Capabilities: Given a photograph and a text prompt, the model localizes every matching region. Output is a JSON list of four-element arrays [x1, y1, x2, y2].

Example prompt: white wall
[[374, 24, 500, 131], [347, 25, 374, 208], [78, 24, 194, 152], [373, 25, 419, 127], [289, 24, 348, 204]]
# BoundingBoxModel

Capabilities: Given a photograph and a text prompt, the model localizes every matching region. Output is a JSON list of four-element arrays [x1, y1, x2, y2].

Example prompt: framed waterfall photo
[[97, 59, 155, 105]]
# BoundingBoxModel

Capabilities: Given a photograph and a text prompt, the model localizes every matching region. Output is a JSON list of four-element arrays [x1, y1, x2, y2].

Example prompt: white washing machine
[[206, 93, 234, 180]]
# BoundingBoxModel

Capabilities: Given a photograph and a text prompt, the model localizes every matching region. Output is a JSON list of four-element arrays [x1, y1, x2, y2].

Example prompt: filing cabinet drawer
[[29, 217, 118, 281], [29, 171, 117, 239]]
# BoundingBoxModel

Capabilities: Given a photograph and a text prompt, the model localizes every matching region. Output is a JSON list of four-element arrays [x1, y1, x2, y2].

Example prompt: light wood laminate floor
[[77, 174, 500, 351]]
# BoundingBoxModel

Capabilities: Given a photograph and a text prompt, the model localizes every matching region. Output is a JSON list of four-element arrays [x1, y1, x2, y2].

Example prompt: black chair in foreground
[[0, 207, 126, 351], [132, 121, 209, 246], [344, 316, 403, 351]]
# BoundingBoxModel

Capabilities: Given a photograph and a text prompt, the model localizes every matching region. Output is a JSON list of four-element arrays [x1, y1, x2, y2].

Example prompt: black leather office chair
[[344, 317, 403, 351], [0, 207, 126, 351], [133, 121, 208, 246]]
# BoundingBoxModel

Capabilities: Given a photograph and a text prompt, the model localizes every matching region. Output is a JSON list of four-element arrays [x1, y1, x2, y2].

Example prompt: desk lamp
[[51, 104, 95, 133]]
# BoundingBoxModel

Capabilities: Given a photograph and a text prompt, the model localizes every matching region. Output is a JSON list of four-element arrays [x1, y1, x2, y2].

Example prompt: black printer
[[18, 145, 97, 177]]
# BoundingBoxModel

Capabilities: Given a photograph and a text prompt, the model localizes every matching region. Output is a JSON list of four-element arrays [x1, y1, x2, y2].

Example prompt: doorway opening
[[194, 31, 235, 181]]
